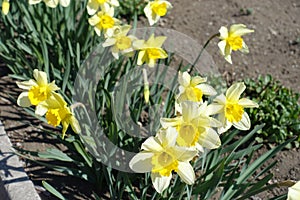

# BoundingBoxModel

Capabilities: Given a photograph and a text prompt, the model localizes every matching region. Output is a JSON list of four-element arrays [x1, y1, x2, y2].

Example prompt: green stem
[[190, 33, 220, 73]]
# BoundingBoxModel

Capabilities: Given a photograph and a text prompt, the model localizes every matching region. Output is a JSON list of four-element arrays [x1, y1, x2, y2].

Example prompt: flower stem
[[190, 33, 220, 73]]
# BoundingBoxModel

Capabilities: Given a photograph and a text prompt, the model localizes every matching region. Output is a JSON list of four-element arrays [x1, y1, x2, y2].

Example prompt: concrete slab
[[0, 121, 41, 200]]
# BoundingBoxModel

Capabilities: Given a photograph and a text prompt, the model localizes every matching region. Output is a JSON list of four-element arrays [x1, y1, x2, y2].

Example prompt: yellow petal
[[137, 50, 146, 66], [2, 0, 10, 15], [70, 116, 81, 133]]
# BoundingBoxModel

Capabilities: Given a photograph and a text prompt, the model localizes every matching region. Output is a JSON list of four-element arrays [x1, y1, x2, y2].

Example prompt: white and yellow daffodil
[[160, 101, 221, 150], [16, 69, 59, 110], [177, 71, 217, 103], [144, 0, 172, 26], [102, 25, 136, 59], [28, 0, 70, 8], [129, 127, 198, 194], [86, 0, 119, 16], [88, 4, 119, 37], [218, 24, 254, 64], [2, 0, 9, 15], [133, 34, 168, 67], [37, 92, 80, 138], [288, 181, 300, 200], [208, 82, 259, 134]]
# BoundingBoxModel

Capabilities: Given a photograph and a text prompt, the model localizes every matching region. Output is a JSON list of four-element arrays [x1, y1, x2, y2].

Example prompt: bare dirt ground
[[0, 0, 299, 199]]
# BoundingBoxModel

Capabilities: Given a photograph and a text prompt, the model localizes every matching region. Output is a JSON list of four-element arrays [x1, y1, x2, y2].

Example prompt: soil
[[0, 0, 299, 199]]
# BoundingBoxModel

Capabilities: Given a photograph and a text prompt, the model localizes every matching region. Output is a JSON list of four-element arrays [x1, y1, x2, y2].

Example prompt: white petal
[[218, 119, 232, 134], [239, 41, 249, 54], [59, 0, 70, 7], [35, 104, 48, 116], [288, 181, 300, 200], [177, 162, 195, 185], [160, 117, 182, 129], [238, 98, 259, 108], [33, 69, 48, 86], [103, 38, 116, 47], [173, 146, 197, 162], [28, 0, 42, 4], [88, 14, 100, 26], [17, 92, 31, 107], [151, 172, 172, 194], [218, 40, 227, 56], [16, 79, 37, 90], [233, 112, 250, 130], [213, 94, 226, 104], [181, 101, 201, 122], [219, 26, 228, 39], [206, 104, 224, 115], [141, 136, 163, 152], [197, 84, 217, 96], [198, 128, 221, 149], [226, 82, 246, 102], [86, 0, 99, 15], [229, 24, 254, 36], [158, 127, 178, 148], [129, 152, 153, 173], [44, 0, 59, 8], [178, 71, 191, 87]]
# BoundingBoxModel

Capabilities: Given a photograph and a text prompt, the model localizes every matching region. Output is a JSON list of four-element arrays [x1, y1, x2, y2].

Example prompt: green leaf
[[38, 148, 73, 162], [42, 181, 66, 200]]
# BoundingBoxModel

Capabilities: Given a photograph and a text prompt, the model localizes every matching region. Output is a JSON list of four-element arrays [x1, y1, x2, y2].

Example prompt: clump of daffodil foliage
[[244, 75, 300, 147], [1, 0, 297, 199]]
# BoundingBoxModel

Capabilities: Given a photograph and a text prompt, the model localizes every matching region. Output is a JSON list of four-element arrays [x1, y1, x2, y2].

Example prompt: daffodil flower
[[218, 24, 254, 64], [133, 34, 168, 67], [16, 69, 59, 110], [88, 4, 119, 37], [144, 0, 172, 26], [160, 101, 221, 150], [38, 92, 81, 138], [177, 71, 217, 103], [129, 127, 198, 194], [288, 181, 300, 200], [208, 82, 259, 134], [102, 25, 137, 59], [2, 0, 10, 15], [87, 0, 119, 15], [28, 0, 70, 8]]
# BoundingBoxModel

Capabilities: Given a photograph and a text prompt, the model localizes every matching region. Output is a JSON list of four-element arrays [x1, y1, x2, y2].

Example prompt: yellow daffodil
[[208, 82, 259, 134], [29, 0, 70, 8], [88, 5, 119, 37], [133, 34, 168, 67], [160, 101, 221, 150], [288, 181, 300, 200], [16, 69, 59, 109], [177, 71, 217, 103], [2, 0, 9, 15], [218, 24, 254, 64], [129, 127, 198, 194], [102, 25, 137, 59], [87, 0, 119, 15], [38, 92, 80, 138], [144, 0, 172, 26]]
